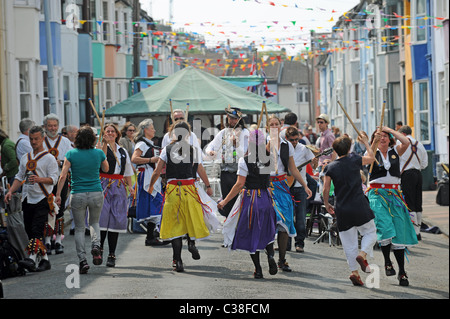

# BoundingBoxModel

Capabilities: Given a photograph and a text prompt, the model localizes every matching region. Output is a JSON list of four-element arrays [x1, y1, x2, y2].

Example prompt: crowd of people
[[0, 107, 428, 287]]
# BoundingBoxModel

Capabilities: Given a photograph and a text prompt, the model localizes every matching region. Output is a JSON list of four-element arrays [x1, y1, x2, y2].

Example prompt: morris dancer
[[219, 129, 277, 279], [148, 121, 213, 272], [42, 114, 73, 254], [98, 123, 134, 267], [269, 123, 312, 272], [323, 135, 377, 286], [5, 126, 59, 272], [205, 107, 249, 217], [131, 119, 164, 246], [367, 126, 418, 286]]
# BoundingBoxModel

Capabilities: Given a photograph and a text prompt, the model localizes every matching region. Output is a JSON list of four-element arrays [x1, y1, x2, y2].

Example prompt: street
[[1, 219, 448, 301]]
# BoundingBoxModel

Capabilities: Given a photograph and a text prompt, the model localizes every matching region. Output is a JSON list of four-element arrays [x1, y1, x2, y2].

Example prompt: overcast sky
[[140, 0, 361, 53]]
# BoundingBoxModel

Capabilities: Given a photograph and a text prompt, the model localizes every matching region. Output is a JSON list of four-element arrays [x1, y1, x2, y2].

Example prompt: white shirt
[[15, 134, 32, 161], [109, 144, 134, 177], [398, 135, 428, 171], [135, 138, 161, 195], [271, 140, 295, 176], [162, 131, 203, 164], [15, 150, 59, 204], [237, 157, 249, 177], [43, 135, 73, 163], [205, 128, 250, 165], [292, 142, 315, 187], [369, 145, 401, 185]]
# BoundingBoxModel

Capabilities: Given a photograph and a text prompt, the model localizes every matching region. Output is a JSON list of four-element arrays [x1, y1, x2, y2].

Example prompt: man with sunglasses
[[161, 109, 201, 150], [285, 127, 316, 253], [316, 114, 336, 171]]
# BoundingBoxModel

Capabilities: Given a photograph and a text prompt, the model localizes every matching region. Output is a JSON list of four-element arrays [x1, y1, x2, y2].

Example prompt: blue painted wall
[[39, 22, 62, 66]]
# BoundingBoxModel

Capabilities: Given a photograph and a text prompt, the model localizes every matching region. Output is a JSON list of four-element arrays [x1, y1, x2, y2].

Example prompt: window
[[368, 76, 374, 112], [63, 76, 70, 124], [381, 2, 402, 52], [90, 0, 98, 41], [19, 61, 31, 119], [354, 84, 360, 119], [413, 0, 427, 43], [105, 80, 113, 109], [78, 76, 87, 124], [296, 86, 309, 103], [414, 81, 430, 143]]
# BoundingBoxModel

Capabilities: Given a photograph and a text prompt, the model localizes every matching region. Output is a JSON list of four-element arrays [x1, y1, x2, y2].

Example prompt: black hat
[[225, 106, 242, 119]]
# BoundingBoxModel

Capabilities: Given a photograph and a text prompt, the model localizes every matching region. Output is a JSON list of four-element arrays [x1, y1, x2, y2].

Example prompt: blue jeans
[[291, 187, 308, 248], [70, 191, 104, 262]]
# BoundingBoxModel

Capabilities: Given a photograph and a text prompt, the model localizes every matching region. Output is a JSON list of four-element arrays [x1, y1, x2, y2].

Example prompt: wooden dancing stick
[[169, 99, 174, 122], [337, 100, 363, 139], [337, 100, 379, 165], [185, 103, 190, 121], [369, 101, 386, 175], [257, 101, 267, 128], [98, 107, 106, 142], [88, 98, 102, 124]]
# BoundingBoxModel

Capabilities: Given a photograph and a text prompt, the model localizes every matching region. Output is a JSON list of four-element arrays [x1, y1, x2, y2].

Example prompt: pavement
[[1, 189, 448, 302], [421, 189, 449, 237]]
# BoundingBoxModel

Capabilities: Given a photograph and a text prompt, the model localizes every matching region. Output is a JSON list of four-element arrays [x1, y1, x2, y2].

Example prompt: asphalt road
[[2, 222, 448, 302]]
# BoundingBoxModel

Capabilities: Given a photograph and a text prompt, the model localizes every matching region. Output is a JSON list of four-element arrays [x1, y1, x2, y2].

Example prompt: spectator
[[0, 129, 19, 186]]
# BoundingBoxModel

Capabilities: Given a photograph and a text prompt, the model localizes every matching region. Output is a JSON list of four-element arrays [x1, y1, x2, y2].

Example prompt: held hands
[[217, 199, 227, 210], [55, 195, 61, 207]]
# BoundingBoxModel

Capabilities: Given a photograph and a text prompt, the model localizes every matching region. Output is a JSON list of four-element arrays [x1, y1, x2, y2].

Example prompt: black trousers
[[401, 169, 423, 212], [219, 171, 238, 217], [22, 197, 50, 241]]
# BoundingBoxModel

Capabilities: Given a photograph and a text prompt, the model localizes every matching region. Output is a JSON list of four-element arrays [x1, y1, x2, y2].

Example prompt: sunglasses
[[317, 121, 325, 124], [174, 117, 184, 121], [127, 129, 135, 132], [288, 138, 299, 142]]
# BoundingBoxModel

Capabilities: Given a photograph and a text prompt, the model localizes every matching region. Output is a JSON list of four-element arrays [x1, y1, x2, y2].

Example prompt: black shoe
[[188, 242, 200, 260], [145, 238, 169, 246], [45, 243, 52, 255], [278, 259, 292, 272], [398, 272, 409, 286], [36, 259, 51, 272], [172, 260, 184, 272], [385, 264, 396, 276], [19, 258, 37, 272], [55, 243, 64, 254], [106, 255, 116, 267], [268, 256, 278, 275], [69, 228, 75, 235], [253, 269, 264, 279], [91, 245, 102, 265], [79, 260, 90, 274]]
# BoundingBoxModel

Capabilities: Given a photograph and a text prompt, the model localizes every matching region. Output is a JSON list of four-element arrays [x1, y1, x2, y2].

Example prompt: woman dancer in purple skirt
[[219, 129, 277, 279], [98, 123, 134, 267]]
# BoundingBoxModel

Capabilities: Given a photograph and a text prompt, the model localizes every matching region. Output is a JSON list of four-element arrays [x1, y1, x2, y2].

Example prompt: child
[[322, 135, 376, 286]]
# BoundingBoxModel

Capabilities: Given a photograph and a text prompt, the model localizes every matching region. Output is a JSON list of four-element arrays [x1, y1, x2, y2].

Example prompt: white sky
[[140, 0, 361, 54]]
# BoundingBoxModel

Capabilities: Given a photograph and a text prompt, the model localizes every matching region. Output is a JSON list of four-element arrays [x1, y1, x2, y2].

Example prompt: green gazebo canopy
[[104, 66, 290, 117]]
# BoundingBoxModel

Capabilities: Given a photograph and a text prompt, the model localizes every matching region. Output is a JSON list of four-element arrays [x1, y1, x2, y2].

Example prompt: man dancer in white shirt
[[205, 107, 250, 217], [398, 125, 428, 240], [5, 126, 59, 272], [42, 113, 73, 254]]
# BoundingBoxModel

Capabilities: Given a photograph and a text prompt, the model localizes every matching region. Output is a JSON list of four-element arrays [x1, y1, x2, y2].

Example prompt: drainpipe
[[0, 0, 7, 132], [44, 0, 56, 114]]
